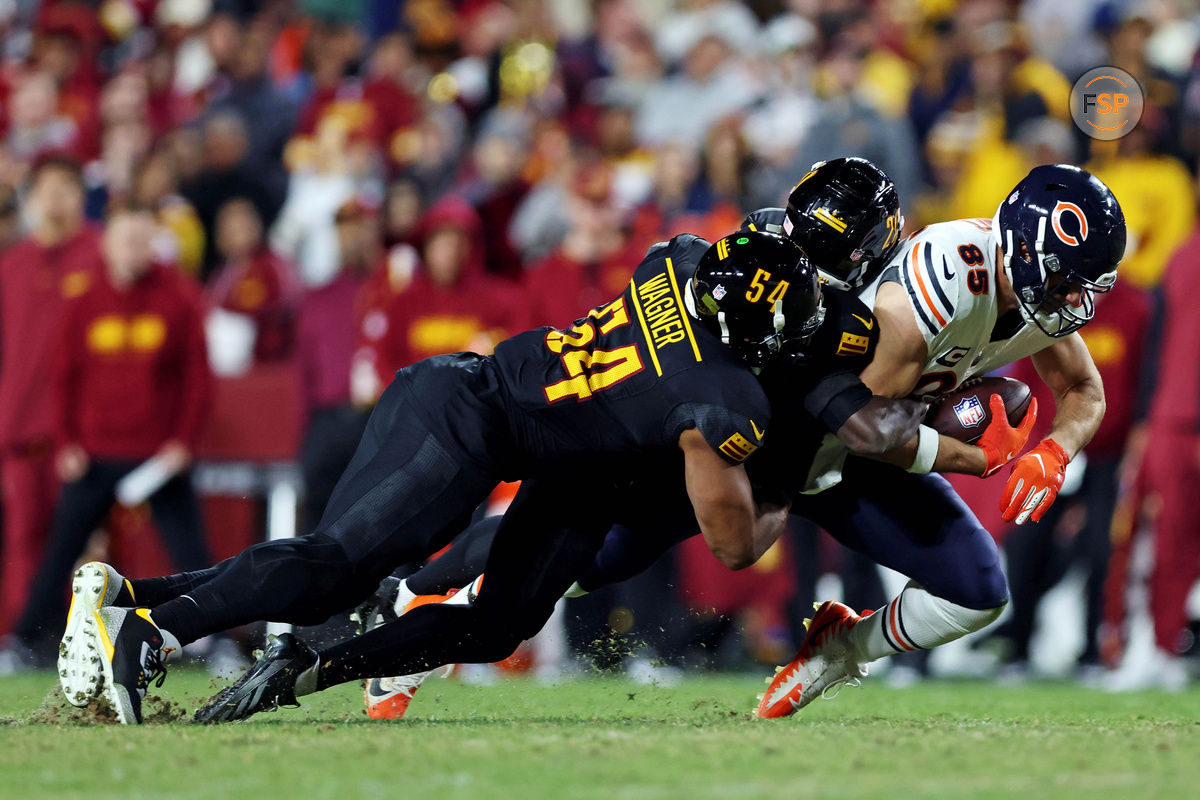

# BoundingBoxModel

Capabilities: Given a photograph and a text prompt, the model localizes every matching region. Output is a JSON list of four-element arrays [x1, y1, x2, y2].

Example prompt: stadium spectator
[[130, 150, 206, 276], [361, 196, 517, 383], [634, 27, 757, 149], [0, 207, 212, 666], [203, 18, 300, 208], [296, 200, 376, 530], [523, 164, 641, 326], [1106, 216, 1200, 691], [0, 156, 98, 642], [181, 111, 279, 277], [4, 71, 79, 164], [1087, 115, 1195, 290], [762, 39, 920, 212], [208, 198, 299, 363]]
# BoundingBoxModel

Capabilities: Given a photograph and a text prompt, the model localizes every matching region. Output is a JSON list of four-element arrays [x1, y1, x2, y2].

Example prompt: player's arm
[[994, 333, 1104, 525], [1029, 333, 1104, 458], [857, 282, 992, 473], [680, 428, 788, 570]]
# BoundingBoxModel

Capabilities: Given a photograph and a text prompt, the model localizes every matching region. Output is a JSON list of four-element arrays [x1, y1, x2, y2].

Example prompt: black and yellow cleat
[[94, 606, 170, 725]]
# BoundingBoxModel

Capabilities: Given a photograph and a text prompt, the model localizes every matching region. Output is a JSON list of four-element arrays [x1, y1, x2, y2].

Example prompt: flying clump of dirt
[[21, 686, 188, 725]]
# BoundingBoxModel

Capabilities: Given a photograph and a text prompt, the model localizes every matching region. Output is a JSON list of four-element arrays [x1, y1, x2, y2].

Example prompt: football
[[924, 376, 1032, 444]]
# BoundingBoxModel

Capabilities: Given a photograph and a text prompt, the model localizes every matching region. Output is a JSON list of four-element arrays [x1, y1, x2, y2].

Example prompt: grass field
[[1, 669, 1198, 800]]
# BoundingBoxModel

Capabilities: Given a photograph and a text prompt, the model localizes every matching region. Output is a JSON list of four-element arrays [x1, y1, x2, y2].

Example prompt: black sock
[[129, 567, 220, 607], [150, 595, 207, 646]]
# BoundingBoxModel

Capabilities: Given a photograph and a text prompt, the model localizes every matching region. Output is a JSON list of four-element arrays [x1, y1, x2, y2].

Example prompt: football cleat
[[92, 606, 170, 725], [365, 672, 434, 720], [58, 562, 135, 707], [757, 600, 868, 719], [194, 633, 319, 724], [363, 587, 466, 720]]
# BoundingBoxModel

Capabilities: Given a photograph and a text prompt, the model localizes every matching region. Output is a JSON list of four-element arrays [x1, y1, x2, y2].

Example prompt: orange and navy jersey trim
[[900, 241, 956, 337]]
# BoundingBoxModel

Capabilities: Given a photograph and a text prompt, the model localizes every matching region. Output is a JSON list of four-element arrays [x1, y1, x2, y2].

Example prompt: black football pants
[[314, 476, 612, 687], [148, 355, 515, 646]]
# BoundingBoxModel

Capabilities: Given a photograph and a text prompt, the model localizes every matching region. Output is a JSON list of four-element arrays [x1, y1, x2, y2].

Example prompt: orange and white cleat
[[364, 575, 484, 720], [756, 600, 868, 719]]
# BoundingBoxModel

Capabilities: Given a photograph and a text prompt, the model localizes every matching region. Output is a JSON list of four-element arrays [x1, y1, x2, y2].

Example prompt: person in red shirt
[[1104, 226, 1200, 690], [362, 197, 519, 385], [1, 207, 214, 658], [523, 164, 644, 327], [995, 279, 1153, 678], [296, 200, 377, 530], [209, 198, 300, 362], [0, 156, 99, 644]]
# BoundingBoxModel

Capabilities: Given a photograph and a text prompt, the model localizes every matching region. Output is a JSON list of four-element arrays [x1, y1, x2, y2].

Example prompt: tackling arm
[[680, 428, 789, 570], [856, 282, 993, 474]]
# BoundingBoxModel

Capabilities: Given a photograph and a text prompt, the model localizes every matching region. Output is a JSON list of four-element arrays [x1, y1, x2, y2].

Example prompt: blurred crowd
[[0, 0, 1199, 688]]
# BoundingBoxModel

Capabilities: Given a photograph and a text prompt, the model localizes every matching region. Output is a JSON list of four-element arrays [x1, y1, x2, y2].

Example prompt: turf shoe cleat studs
[[58, 562, 129, 706]]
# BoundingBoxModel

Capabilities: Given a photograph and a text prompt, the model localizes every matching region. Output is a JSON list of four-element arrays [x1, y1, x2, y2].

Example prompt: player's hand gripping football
[[975, 394, 1038, 478], [1000, 438, 1069, 525]]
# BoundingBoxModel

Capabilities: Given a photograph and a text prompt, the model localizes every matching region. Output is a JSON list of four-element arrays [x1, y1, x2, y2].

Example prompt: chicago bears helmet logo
[[953, 396, 986, 428], [1051, 201, 1089, 246]]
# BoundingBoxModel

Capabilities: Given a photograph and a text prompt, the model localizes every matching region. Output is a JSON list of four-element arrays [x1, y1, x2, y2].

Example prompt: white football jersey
[[803, 217, 1059, 493]]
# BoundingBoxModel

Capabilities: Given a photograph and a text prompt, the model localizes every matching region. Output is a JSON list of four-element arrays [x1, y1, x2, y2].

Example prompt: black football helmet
[[784, 157, 903, 291], [690, 231, 824, 370], [993, 164, 1125, 337]]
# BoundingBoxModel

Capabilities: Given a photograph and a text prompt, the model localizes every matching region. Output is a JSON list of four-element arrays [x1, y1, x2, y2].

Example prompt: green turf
[[1, 669, 1198, 800]]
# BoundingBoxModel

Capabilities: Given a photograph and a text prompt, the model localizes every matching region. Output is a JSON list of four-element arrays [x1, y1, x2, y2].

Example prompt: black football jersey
[[491, 234, 771, 475], [737, 208, 883, 498]]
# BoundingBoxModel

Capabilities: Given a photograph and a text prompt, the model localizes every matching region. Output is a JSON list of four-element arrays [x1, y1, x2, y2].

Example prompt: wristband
[[907, 425, 939, 474]]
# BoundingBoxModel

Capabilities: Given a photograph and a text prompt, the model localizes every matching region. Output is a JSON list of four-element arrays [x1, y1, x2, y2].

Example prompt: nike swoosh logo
[[942, 257, 954, 282], [751, 420, 766, 441], [1031, 453, 1045, 477], [851, 314, 874, 330]]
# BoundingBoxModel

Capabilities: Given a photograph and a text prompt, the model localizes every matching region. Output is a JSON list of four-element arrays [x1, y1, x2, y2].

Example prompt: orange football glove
[[976, 395, 1038, 477], [1000, 438, 1069, 525]]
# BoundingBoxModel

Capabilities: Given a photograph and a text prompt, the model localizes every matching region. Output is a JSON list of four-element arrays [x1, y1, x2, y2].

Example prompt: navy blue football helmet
[[992, 164, 1125, 337]]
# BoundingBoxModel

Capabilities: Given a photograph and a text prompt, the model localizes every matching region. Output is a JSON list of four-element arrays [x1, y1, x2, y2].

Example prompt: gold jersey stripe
[[628, 278, 663, 377], [664, 258, 703, 363]]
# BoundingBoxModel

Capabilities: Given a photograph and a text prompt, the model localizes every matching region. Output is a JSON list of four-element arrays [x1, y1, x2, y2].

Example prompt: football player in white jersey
[[758, 164, 1125, 717]]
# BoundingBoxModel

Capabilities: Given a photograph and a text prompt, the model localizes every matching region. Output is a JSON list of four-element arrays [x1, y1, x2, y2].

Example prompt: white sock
[[847, 581, 1005, 662], [392, 578, 417, 616]]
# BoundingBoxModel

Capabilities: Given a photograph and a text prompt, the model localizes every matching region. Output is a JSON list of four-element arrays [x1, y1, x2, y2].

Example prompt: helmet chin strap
[[686, 277, 733, 345], [716, 311, 731, 345], [682, 278, 700, 320], [773, 298, 786, 334]]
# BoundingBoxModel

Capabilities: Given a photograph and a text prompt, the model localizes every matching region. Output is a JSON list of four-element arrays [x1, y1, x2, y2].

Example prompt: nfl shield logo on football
[[713, 284, 727, 300], [953, 396, 986, 428]]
